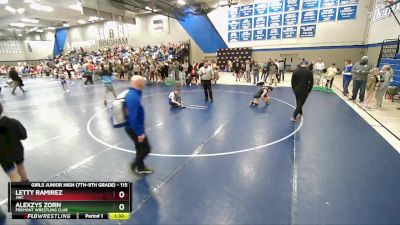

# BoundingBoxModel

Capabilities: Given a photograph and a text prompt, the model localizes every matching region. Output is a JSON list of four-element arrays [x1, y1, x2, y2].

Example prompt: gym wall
[[366, 0, 400, 64], [207, 0, 372, 67]]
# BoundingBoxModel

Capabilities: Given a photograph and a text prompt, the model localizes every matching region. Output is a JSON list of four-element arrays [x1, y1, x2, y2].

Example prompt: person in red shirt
[[84, 61, 94, 86]]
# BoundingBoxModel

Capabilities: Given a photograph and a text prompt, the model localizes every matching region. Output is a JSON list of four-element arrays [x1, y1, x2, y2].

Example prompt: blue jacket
[[125, 88, 145, 135]]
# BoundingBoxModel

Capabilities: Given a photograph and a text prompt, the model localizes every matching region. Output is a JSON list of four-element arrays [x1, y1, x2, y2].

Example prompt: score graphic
[[8, 182, 131, 220]]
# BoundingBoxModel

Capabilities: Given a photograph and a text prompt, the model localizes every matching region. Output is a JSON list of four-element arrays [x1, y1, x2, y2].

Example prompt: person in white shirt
[[325, 63, 338, 89], [314, 58, 325, 86], [199, 62, 214, 102], [314, 58, 325, 72]]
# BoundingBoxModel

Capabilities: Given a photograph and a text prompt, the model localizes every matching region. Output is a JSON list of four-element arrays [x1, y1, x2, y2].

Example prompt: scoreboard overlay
[[8, 182, 131, 220]]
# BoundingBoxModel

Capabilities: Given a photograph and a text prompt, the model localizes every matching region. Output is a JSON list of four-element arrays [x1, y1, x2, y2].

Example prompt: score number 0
[[118, 191, 125, 211]]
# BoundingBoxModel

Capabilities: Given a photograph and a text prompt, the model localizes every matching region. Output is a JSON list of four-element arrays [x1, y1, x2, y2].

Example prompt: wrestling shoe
[[135, 167, 154, 175]]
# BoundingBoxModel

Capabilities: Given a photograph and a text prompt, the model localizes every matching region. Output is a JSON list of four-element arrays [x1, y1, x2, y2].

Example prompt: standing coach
[[125, 76, 154, 175], [291, 61, 314, 122]]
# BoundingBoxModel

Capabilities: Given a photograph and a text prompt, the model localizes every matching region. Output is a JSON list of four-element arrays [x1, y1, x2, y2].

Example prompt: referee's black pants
[[293, 90, 309, 118], [201, 80, 213, 101]]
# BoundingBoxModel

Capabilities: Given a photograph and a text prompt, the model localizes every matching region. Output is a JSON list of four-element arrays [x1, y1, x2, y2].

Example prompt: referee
[[291, 61, 313, 122], [199, 62, 214, 102]]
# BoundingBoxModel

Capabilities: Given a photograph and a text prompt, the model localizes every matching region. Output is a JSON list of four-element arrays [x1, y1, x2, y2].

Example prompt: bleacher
[[379, 54, 400, 87]]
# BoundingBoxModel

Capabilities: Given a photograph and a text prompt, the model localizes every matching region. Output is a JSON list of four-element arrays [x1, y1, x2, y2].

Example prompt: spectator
[[9, 67, 26, 95], [278, 58, 285, 81], [325, 63, 338, 89], [0, 103, 29, 182], [100, 64, 117, 106], [252, 61, 261, 84], [268, 60, 278, 86], [375, 65, 393, 108], [342, 60, 353, 96], [351, 56, 373, 102], [364, 67, 379, 109]]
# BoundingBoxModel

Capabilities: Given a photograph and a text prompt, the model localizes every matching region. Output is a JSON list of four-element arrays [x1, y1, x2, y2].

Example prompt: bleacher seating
[[379, 57, 400, 86]]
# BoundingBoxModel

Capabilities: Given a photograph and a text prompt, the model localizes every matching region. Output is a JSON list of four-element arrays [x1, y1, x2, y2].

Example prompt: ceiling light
[[77, 19, 86, 24], [177, 0, 186, 5], [36, 29, 43, 32], [28, 27, 38, 32], [5, 5, 16, 13], [17, 8, 25, 14], [63, 23, 70, 27], [145, 6, 152, 11], [21, 18, 39, 23], [23, 0, 35, 3], [47, 26, 55, 30], [18, 33, 22, 37], [30, 3, 54, 12], [9, 23, 25, 28], [0, 0, 8, 5], [69, 2, 82, 11], [88, 16, 102, 21]]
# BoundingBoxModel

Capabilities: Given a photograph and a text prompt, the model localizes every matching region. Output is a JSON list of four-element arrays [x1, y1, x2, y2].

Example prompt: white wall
[[208, 0, 371, 49], [367, 0, 400, 44], [0, 39, 53, 62]]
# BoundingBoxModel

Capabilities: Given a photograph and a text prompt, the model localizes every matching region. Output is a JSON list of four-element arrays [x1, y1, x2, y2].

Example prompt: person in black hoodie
[[291, 61, 313, 122], [0, 103, 29, 182], [9, 67, 26, 95]]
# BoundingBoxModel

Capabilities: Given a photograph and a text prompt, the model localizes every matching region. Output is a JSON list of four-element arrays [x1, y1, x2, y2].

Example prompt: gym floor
[[0, 78, 399, 225]]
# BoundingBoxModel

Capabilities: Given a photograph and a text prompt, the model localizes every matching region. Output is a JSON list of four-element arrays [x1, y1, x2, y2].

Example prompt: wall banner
[[338, 5, 357, 20], [269, 0, 284, 13], [285, 0, 300, 12], [301, 10, 318, 23], [254, 3, 268, 15], [299, 25, 316, 37], [253, 29, 267, 41], [284, 12, 299, 26], [319, 7, 338, 22], [282, 26, 298, 38], [267, 27, 282, 40], [268, 14, 283, 27]]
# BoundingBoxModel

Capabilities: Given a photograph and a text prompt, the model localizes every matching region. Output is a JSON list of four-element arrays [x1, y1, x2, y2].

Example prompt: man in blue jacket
[[125, 76, 154, 174]]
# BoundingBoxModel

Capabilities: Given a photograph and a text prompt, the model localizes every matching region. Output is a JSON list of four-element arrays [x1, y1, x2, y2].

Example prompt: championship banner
[[284, 12, 299, 26], [301, 10, 318, 23], [282, 26, 298, 39], [253, 29, 267, 41], [285, 0, 300, 12], [299, 25, 316, 37], [319, 7, 338, 22], [338, 5, 357, 20]]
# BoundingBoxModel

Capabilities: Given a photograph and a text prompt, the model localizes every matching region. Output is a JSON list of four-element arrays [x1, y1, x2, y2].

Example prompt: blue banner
[[240, 5, 254, 17], [319, 7, 337, 22], [239, 30, 252, 41], [338, 6, 357, 20], [302, 0, 319, 9], [53, 28, 68, 56], [228, 19, 240, 30], [228, 32, 240, 42], [254, 16, 268, 28], [320, 0, 338, 8], [240, 18, 253, 30], [229, 7, 240, 19], [301, 10, 318, 23], [285, 0, 300, 12], [267, 28, 282, 40], [269, 0, 284, 13], [339, 0, 358, 5], [268, 14, 283, 27], [253, 29, 267, 41], [284, 12, 299, 26], [254, 3, 268, 15], [282, 26, 298, 38], [299, 25, 316, 37]]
